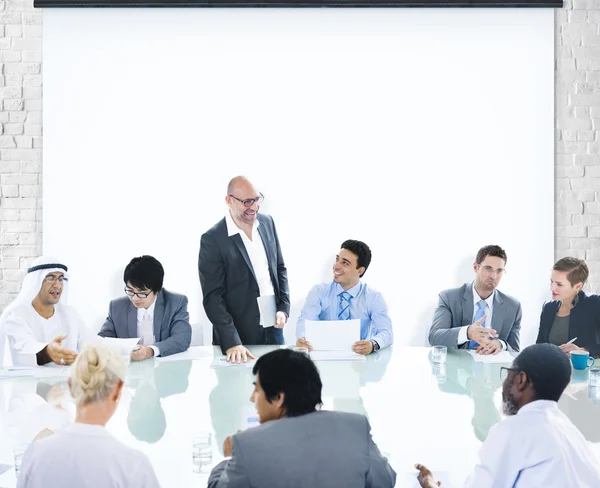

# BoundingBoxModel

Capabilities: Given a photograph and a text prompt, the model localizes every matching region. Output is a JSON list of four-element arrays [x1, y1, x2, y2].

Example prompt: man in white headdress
[[0, 256, 92, 367]]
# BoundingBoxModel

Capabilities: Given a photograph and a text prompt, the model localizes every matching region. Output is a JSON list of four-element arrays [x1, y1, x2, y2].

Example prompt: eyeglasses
[[229, 193, 264, 208], [500, 366, 519, 381], [43, 275, 65, 283], [124, 287, 152, 299], [480, 265, 506, 276]]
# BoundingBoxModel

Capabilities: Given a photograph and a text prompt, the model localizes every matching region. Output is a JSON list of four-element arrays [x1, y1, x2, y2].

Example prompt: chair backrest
[[190, 322, 213, 347]]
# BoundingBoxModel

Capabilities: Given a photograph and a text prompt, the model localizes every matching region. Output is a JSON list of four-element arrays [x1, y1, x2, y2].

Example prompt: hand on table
[[352, 340, 373, 355], [559, 343, 584, 354], [225, 345, 256, 363], [131, 345, 154, 361], [475, 339, 502, 355], [296, 338, 313, 352]]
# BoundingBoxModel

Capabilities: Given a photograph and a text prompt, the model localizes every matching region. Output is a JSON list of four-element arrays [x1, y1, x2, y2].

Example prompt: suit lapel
[[153, 291, 165, 342], [491, 292, 505, 335], [127, 302, 137, 338], [232, 234, 258, 284], [462, 284, 474, 326]]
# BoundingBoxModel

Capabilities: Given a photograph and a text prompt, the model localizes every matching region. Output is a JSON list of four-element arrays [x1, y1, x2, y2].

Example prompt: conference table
[[0, 346, 599, 487]]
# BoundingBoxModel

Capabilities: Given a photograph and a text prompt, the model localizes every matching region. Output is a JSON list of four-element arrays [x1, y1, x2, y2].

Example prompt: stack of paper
[[305, 319, 365, 361], [469, 351, 515, 364], [102, 337, 141, 356], [0, 367, 35, 379], [210, 358, 255, 369]]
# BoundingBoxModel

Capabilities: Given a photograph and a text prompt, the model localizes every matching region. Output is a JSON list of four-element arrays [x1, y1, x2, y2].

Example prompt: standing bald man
[[199, 176, 290, 363]]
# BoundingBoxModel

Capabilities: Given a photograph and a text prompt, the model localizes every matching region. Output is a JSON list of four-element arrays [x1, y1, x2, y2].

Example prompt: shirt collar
[[64, 423, 111, 437], [472, 281, 495, 310], [335, 281, 361, 298], [225, 210, 260, 237], [517, 399, 559, 416], [137, 293, 157, 320]]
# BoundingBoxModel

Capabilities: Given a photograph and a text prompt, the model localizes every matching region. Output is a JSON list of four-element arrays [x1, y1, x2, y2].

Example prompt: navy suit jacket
[[537, 291, 600, 358], [98, 289, 191, 357]]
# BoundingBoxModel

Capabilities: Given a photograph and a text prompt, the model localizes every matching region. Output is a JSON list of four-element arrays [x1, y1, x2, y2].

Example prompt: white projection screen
[[43, 8, 554, 347]]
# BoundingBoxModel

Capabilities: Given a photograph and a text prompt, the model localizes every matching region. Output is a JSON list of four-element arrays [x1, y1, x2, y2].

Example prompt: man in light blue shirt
[[295, 240, 393, 355]]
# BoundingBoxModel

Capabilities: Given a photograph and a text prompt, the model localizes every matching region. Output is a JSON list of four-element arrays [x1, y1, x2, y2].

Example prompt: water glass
[[588, 385, 600, 405], [293, 347, 309, 357], [192, 431, 212, 474], [588, 368, 600, 388], [432, 362, 447, 384], [431, 346, 447, 364], [13, 443, 28, 478]]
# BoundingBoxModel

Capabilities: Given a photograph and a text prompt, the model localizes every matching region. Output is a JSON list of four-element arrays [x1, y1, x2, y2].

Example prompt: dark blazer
[[98, 289, 191, 357], [429, 283, 522, 352], [198, 213, 290, 353], [537, 291, 600, 358]]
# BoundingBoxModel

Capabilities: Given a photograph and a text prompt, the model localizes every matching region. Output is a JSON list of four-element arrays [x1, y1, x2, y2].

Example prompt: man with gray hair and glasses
[[0, 255, 92, 367], [416, 343, 600, 487]]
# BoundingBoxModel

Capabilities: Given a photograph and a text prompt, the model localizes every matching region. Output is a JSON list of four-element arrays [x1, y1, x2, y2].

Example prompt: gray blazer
[[208, 411, 396, 488], [429, 283, 521, 352], [98, 289, 191, 357]]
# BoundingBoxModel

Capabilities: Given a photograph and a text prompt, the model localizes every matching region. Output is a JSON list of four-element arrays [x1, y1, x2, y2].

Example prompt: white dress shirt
[[137, 297, 160, 357], [17, 423, 161, 488], [4, 304, 92, 366], [464, 400, 600, 487], [225, 211, 275, 303], [457, 283, 506, 351]]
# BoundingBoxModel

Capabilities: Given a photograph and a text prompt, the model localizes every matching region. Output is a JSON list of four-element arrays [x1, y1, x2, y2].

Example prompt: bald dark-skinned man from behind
[[199, 176, 290, 363]]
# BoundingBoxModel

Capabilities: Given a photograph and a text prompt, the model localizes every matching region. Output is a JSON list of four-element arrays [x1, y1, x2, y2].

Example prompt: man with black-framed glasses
[[429, 245, 522, 354], [416, 343, 600, 487], [199, 176, 290, 363], [99, 255, 191, 360]]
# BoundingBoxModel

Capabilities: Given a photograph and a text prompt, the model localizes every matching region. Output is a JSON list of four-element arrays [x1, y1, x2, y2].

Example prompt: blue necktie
[[338, 292, 352, 320], [469, 300, 486, 350]]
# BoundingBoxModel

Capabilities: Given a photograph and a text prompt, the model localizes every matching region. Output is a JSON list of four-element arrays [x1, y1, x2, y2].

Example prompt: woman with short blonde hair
[[17, 343, 161, 488]]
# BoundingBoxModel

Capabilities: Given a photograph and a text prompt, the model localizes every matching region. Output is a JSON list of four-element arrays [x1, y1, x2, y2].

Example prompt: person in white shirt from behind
[[17, 342, 161, 488], [0, 255, 92, 367], [416, 343, 600, 488]]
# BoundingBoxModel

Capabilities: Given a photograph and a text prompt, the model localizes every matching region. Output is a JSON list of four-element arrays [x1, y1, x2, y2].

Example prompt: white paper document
[[309, 351, 365, 362], [0, 367, 35, 379], [102, 337, 141, 355], [257, 295, 277, 328], [469, 350, 515, 364], [305, 319, 363, 360], [210, 357, 255, 369], [155, 347, 213, 362]]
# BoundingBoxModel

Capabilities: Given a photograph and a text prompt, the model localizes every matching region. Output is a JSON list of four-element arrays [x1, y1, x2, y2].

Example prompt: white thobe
[[17, 423, 161, 488], [4, 304, 93, 366], [464, 400, 600, 488]]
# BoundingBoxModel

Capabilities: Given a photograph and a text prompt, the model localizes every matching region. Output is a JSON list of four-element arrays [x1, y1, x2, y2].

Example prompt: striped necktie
[[338, 291, 352, 320], [469, 300, 486, 349]]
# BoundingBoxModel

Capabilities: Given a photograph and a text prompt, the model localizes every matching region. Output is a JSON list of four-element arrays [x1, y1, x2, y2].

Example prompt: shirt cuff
[[150, 345, 160, 357], [498, 339, 507, 351], [458, 325, 470, 346]]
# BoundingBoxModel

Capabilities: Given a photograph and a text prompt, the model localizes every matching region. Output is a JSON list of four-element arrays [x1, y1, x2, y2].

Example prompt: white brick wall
[[0, 0, 42, 310], [556, 1, 600, 293], [0, 2, 598, 309]]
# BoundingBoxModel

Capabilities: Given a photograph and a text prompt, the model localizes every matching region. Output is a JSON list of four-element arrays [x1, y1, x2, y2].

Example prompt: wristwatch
[[370, 340, 380, 353]]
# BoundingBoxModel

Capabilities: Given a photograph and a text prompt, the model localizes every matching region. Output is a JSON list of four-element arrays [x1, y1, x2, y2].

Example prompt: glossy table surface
[[0, 346, 599, 487]]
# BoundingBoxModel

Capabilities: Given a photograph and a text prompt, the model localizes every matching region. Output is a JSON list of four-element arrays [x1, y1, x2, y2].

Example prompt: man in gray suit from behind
[[429, 245, 521, 354], [99, 255, 191, 360], [208, 349, 396, 488]]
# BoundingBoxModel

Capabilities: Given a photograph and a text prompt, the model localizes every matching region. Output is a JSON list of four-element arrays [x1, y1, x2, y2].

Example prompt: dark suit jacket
[[198, 213, 290, 353], [429, 283, 522, 352], [537, 291, 600, 358], [98, 289, 191, 357]]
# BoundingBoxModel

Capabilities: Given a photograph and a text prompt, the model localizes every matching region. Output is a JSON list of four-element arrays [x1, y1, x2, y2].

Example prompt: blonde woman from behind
[[17, 343, 161, 488]]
